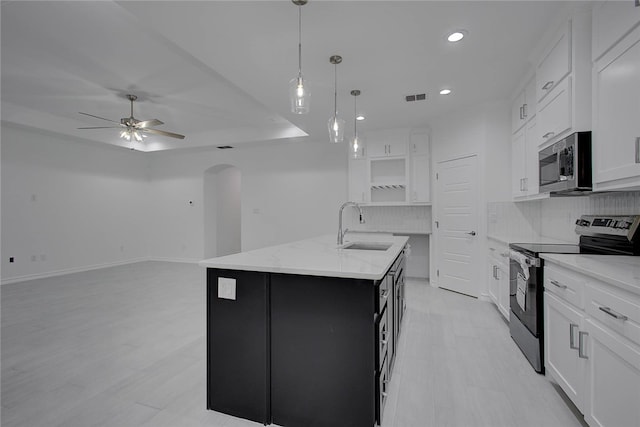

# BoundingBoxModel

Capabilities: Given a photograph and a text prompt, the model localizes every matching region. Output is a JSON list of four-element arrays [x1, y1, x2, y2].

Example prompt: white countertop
[[541, 254, 640, 296], [487, 234, 574, 246], [199, 234, 409, 281]]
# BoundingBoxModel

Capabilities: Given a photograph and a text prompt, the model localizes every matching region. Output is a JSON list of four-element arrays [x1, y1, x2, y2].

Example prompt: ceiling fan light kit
[[78, 93, 185, 143]]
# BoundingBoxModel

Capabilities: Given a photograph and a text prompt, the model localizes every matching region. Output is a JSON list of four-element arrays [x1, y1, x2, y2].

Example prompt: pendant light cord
[[298, 5, 302, 77], [353, 94, 358, 138], [333, 64, 338, 115]]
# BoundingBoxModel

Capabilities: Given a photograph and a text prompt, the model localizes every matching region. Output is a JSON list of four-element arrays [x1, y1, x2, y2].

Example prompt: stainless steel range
[[508, 214, 640, 373]]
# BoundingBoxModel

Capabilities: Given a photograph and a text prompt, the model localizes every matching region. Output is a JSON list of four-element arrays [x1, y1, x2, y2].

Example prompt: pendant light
[[289, 0, 310, 114], [350, 90, 364, 159], [327, 55, 345, 143]]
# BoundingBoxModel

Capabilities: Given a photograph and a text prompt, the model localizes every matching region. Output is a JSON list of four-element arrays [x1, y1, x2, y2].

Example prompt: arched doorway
[[203, 164, 241, 258]]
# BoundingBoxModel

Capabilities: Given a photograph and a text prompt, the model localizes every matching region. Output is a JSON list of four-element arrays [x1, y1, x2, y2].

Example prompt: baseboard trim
[[148, 257, 201, 264], [1, 257, 151, 285]]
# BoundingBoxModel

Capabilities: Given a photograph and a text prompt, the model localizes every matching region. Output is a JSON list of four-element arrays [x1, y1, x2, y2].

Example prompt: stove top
[[509, 243, 582, 257]]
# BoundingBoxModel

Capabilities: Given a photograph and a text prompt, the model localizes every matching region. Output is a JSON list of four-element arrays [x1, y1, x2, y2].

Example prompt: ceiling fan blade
[[135, 119, 164, 128], [78, 112, 120, 123], [143, 128, 185, 140], [77, 126, 122, 129]]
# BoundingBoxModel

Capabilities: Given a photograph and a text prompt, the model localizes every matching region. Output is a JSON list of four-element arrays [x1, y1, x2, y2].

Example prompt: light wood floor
[[1, 261, 586, 427]]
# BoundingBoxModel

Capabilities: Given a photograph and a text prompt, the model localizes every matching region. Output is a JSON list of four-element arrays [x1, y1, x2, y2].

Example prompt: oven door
[[509, 254, 541, 336]]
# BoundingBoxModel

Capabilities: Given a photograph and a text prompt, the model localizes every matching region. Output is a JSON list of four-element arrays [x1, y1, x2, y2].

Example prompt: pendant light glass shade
[[290, 0, 310, 114], [327, 55, 345, 143], [350, 90, 365, 159]]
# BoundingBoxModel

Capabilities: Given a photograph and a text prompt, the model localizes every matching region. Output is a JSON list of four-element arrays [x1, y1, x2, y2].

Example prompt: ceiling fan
[[78, 94, 185, 141]]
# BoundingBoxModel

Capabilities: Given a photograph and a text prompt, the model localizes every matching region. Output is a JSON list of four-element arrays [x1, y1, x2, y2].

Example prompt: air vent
[[217, 145, 234, 149], [405, 93, 427, 102]]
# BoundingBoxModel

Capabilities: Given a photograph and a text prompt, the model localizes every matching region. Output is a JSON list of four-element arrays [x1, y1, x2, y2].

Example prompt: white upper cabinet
[[512, 119, 538, 199], [593, 24, 640, 189], [511, 76, 537, 134], [537, 21, 572, 104], [348, 158, 369, 203], [347, 128, 430, 204], [535, 10, 592, 147], [367, 129, 408, 158], [592, 0, 640, 61]]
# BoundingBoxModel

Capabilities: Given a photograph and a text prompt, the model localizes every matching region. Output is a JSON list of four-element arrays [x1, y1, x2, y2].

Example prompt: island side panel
[[207, 269, 270, 425], [270, 273, 376, 427]]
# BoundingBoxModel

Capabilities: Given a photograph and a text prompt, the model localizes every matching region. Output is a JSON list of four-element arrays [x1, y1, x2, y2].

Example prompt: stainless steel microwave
[[538, 131, 592, 195]]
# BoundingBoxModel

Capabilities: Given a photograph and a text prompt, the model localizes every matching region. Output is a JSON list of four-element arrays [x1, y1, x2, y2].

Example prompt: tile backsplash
[[488, 192, 640, 243], [344, 205, 432, 234]]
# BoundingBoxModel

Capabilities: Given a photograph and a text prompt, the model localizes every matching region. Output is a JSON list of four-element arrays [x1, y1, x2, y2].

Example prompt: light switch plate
[[218, 277, 237, 300]]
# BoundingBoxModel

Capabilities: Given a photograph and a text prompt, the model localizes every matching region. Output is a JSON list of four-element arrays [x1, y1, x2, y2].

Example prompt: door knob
[[466, 231, 476, 236]]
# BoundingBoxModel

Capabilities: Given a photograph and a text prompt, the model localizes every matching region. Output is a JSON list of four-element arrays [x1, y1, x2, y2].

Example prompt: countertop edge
[[540, 253, 640, 297]]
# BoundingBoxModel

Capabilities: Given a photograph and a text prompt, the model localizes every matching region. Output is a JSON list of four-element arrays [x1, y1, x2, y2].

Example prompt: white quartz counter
[[199, 234, 410, 281], [541, 254, 640, 296], [487, 234, 574, 246]]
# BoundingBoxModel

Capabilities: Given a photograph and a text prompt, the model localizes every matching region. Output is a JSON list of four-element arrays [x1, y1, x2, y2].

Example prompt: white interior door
[[436, 155, 480, 298]]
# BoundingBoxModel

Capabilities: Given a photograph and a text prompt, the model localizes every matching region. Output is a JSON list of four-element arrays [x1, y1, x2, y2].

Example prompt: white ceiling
[[1, 1, 577, 153]]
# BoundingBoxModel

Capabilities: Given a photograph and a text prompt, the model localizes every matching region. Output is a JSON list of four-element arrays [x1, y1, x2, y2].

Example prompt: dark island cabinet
[[206, 248, 406, 427]]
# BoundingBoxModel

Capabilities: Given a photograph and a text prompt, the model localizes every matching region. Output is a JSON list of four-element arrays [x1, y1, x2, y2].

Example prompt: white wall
[[1, 124, 151, 283], [215, 166, 241, 257], [147, 140, 348, 262], [429, 100, 512, 297]]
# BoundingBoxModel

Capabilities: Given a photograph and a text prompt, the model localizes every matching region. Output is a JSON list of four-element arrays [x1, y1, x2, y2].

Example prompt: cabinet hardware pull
[[542, 81, 554, 90], [636, 137, 640, 164], [466, 231, 476, 236], [519, 106, 524, 120], [550, 279, 567, 289], [598, 306, 628, 321], [492, 265, 497, 279], [578, 331, 589, 359], [543, 131, 555, 139], [569, 323, 579, 349]]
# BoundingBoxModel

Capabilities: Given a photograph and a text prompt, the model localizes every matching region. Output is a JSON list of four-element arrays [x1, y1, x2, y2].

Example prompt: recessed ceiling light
[[447, 31, 466, 42], [439, 89, 452, 95], [356, 115, 365, 121]]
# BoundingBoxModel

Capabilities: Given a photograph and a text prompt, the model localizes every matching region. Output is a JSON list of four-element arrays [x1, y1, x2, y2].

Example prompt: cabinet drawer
[[586, 281, 640, 347], [377, 306, 389, 370], [537, 20, 571, 103], [376, 353, 389, 425], [544, 263, 585, 309], [378, 276, 390, 314], [537, 77, 572, 146]]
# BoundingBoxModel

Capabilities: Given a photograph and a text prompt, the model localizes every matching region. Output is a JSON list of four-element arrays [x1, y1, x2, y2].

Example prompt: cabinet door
[[387, 139, 407, 157], [367, 137, 388, 158], [593, 26, 640, 188], [410, 154, 430, 202], [487, 257, 499, 305], [409, 129, 430, 155], [584, 319, 640, 427], [537, 77, 572, 146], [592, 0, 640, 61], [537, 20, 571, 103], [545, 292, 587, 412], [497, 261, 510, 319], [523, 76, 537, 122], [524, 119, 539, 196], [348, 159, 369, 202], [511, 90, 526, 134], [512, 128, 526, 198]]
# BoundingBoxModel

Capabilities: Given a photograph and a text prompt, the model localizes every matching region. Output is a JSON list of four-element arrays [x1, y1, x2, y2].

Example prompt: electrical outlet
[[217, 277, 237, 300], [9, 257, 14, 263]]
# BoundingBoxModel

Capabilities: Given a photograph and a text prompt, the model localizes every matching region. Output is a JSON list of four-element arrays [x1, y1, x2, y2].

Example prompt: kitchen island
[[199, 234, 409, 427]]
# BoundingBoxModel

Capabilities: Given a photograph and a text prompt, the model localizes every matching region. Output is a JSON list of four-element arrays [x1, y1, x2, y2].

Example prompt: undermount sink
[[341, 242, 393, 251]]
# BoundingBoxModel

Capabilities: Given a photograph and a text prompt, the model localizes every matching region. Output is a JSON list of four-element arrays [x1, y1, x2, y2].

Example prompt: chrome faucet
[[337, 201, 365, 245]]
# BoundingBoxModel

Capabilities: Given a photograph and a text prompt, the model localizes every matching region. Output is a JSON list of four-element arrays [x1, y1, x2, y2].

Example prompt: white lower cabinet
[[487, 241, 509, 320], [544, 260, 640, 427], [584, 318, 640, 427], [545, 292, 587, 412]]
